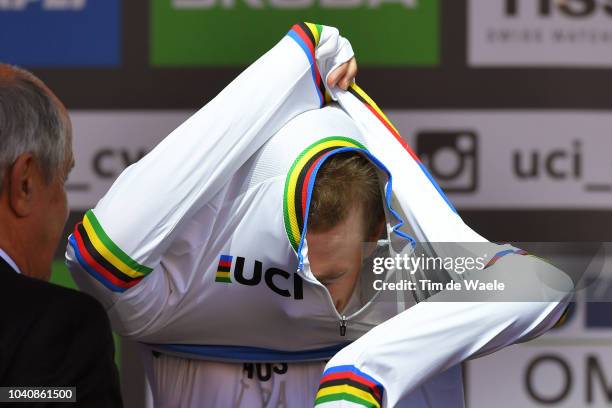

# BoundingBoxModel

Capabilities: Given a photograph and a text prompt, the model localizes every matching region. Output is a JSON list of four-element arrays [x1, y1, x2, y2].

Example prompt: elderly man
[[0, 65, 122, 407]]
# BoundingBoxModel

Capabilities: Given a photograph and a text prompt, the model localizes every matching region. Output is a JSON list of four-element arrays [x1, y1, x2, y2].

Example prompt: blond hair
[[308, 151, 384, 239]]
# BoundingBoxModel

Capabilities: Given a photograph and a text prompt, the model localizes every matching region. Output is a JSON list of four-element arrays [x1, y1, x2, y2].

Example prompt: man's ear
[[8, 153, 37, 217]]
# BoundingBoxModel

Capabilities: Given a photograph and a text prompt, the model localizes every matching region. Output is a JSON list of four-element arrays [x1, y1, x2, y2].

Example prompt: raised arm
[[316, 251, 572, 407], [314, 84, 574, 407], [66, 23, 354, 296]]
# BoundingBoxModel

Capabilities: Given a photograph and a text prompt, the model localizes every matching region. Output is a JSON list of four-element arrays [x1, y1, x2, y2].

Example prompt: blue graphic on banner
[[585, 278, 612, 328], [0, 0, 121, 67], [586, 303, 612, 328], [552, 301, 612, 330]]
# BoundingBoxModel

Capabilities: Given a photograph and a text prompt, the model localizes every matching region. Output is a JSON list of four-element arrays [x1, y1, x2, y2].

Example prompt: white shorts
[[141, 348, 466, 408], [144, 351, 327, 408]]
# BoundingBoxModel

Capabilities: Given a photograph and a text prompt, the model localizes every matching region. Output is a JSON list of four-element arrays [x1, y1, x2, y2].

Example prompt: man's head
[[0, 64, 74, 280], [306, 151, 385, 313]]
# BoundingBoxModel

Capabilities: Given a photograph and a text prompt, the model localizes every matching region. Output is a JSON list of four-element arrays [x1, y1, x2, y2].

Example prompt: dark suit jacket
[[0, 257, 123, 407]]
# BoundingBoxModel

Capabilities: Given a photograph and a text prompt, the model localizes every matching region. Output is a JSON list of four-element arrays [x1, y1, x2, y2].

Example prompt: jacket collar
[[0, 255, 19, 278], [0, 248, 20, 274]]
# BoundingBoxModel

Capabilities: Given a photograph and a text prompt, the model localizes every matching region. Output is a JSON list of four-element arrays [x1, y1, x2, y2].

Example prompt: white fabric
[[314, 85, 575, 408], [140, 350, 464, 408], [65, 23, 573, 408]]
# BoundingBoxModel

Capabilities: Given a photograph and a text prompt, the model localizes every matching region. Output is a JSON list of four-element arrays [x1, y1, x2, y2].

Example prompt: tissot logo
[[215, 255, 304, 300], [505, 0, 612, 18], [468, 0, 612, 67]]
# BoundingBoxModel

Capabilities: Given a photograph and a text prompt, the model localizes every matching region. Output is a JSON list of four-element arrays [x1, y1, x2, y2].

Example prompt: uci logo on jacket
[[215, 255, 304, 299]]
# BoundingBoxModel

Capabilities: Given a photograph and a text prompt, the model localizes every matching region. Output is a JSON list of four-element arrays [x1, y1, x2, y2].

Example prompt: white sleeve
[[65, 23, 353, 309], [315, 253, 573, 408], [308, 83, 574, 408]]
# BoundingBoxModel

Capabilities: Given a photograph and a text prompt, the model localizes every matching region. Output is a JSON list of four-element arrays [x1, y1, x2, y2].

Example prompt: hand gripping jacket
[[65, 23, 573, 408]]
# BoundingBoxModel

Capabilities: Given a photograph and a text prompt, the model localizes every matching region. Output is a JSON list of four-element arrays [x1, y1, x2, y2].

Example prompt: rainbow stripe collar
[[283, 136, 367, 252]]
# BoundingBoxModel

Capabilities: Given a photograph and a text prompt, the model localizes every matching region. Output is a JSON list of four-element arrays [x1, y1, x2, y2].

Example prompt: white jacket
[[65, 22, 572, 407]]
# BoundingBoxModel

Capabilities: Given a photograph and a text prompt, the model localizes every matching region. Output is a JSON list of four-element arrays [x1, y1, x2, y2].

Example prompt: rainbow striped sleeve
[[483, 246, 570, 328], [316, 365, 384, 408], [483, 247, 551, 269], [68, 210, 153, 292], [348, 83, 457, 214], [286, 22, 329, 107]]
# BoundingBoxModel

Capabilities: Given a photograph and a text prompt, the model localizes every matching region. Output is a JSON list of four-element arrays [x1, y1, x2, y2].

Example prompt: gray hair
[[0, 64, 67, 191]]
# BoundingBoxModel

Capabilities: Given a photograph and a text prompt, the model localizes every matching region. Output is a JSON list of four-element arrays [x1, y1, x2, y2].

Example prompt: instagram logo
[[416, 131, 478, 193]]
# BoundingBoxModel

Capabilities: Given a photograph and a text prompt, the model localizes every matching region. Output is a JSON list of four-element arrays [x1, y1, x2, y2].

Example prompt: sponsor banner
[[67, 110, 612, 210], [387, 110, 612, 209], [468, 0, 612, 67], [67, 111, 190, 209], [467, 295, 612, 407], [150, 0, 439, 67], [0, 0, 121, 67]]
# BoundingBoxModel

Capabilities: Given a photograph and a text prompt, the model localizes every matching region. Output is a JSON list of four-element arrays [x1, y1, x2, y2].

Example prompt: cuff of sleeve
[[316, 26, 355, 101], [316, 364, 385, 408]]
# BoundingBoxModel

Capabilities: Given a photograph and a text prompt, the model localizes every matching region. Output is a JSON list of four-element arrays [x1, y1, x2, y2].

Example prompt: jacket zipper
[[297, 263, 400, 337], [298, 264, 349, 336], [339, 315, 347, 336]]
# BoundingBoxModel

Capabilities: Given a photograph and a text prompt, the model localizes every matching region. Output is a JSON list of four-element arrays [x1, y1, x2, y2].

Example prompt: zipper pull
[[339, 315, 347, 336]]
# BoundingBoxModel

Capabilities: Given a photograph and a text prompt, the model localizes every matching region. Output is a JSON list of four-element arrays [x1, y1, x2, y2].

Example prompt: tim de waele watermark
[[371, 253, 506, 292]]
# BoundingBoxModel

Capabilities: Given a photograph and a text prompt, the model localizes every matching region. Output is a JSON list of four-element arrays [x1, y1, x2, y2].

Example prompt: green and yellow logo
[[151, 0, 439, 66]]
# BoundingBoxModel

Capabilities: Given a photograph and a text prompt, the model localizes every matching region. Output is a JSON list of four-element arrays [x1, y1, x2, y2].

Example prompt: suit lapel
[[0, 255, 18, 276]]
